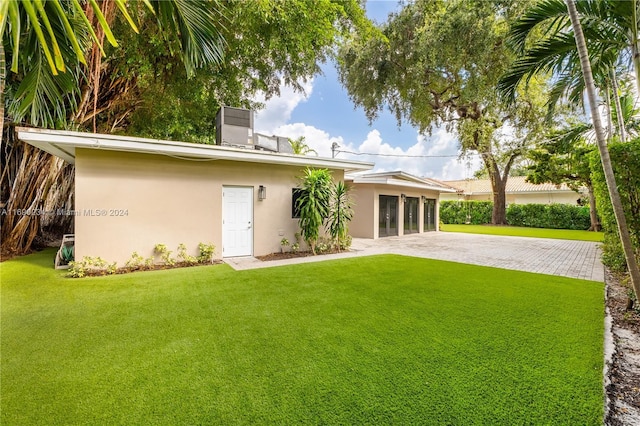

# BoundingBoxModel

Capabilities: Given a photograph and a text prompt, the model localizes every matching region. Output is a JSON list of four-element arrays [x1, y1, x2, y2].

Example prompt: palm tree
[[1, 0, 226, 257], [2, 0, 226, 128], [296, 168, 332, 255], [498, 0, 639, 125], [327, 181, 354, 252], [289, 136, 318, 156], [565, 0, 640, 305]]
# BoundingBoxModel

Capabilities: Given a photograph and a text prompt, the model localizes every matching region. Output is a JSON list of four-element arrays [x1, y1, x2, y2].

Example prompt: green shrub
[[68, 256, 117, 278], [177, 243, 198, 265], [600, 234, 627, 273], [125, 252, 154, 271], [154, 244, 175, 266], [197, 243, 216, 264], [507, 203, 590, 230], [590, 138, 640, 270], [439, 201, 492, 224], [327, 181, 354, 252], [296, 168, 333, 254]]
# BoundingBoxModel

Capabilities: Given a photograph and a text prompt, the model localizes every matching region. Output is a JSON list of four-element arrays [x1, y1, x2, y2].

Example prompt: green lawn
[[441, 223, 605, 242], [1, 249, 604, 424]]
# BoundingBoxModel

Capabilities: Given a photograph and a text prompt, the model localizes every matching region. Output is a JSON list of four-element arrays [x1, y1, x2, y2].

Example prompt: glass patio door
[[424, 198, 436, 231], [404, 197, 419, 234], [378, 195, 398, 237]]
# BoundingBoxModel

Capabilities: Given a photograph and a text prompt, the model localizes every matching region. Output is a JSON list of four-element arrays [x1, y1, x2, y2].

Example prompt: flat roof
[[346, 171, 456, 193], [16, 127, 374, 173]]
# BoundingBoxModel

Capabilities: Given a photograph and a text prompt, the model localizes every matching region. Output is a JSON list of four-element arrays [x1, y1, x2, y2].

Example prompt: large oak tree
[[337, 0, 546, 224]]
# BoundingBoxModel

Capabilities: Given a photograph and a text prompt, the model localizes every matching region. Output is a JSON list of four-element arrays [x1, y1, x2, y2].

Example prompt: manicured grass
[[441, 223, 604, 242], [2, 249, 603, 424]]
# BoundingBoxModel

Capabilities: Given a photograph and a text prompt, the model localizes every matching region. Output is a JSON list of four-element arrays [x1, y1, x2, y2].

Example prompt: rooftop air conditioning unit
[[254, 133, 279, 152], [215, 106, 254, 147], [277, 136, 294, 154]]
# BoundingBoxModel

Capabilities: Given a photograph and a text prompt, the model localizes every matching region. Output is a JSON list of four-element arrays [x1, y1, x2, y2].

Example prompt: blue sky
[[254, 0, 483, 180]]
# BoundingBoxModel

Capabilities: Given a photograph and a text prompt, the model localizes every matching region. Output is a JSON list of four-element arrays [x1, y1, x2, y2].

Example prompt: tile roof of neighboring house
[[439, 176, 577, 194]]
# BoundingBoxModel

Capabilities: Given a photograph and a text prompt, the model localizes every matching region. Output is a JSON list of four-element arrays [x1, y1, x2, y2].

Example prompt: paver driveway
[[351, 232, 604, 281], [227, 232, 604, 282]]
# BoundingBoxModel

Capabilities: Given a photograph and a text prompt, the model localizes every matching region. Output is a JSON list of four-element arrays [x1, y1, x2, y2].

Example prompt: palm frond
[[152, 0, 227, 77], [498, 32, 577, 103], [8, 51, 80, 128], [506, 0, 569, 53]]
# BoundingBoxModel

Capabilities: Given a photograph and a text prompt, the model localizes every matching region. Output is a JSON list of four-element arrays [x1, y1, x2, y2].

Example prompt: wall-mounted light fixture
[[401, 193, 407, 203], [258, 185, 266, 201], [421, 195, 427, 203]]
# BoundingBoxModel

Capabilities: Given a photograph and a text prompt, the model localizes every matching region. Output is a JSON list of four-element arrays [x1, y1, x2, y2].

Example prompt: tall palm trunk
[[1, 41, 5, 143], [610, 68, 627, 142], [587, 184, 600, 232], [566, 0, 640, 304], [632, 0, 640, 98], [604, 85, 613, 142]]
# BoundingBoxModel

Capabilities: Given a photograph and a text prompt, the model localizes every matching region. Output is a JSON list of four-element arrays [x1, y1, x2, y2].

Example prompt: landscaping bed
[[256, 249, 345, 261], [605, 271, 640, 425]]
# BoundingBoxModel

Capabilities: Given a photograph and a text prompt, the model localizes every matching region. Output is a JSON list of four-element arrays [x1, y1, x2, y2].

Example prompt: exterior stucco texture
[[74, 148, 343, 265]]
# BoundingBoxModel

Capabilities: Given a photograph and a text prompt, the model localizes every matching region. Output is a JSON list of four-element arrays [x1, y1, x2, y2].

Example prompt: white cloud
[[270, 122, 483, 180], [251, 79, 483, 180], [272, 122, 343, 158], [253, 80, 314, 134], [438, 156, 484, 181]]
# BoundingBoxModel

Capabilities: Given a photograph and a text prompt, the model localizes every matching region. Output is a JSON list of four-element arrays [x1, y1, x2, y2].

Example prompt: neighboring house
[[346, 171, 456, 239], [439, 176, 583, 205], [17, 127, 372, 265]]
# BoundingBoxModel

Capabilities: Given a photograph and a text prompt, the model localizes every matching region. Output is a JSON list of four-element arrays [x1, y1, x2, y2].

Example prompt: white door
[[222, 186, 253, 257]]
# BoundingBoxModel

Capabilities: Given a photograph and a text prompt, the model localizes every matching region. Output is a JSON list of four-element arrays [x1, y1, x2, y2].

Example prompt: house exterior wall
[[349, 183, 441, 239], [511, 192, 580, 205], [74, 149, 343, 265], [349, 184, 376, 239], [440, 192, 580, 205]]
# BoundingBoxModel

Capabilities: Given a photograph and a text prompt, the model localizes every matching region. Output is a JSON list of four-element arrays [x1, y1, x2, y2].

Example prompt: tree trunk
[[604, 85, 613, 142], [487, 158, 508, 225], [492, 178, 507, 225], [1, 41, 5, 142], [631, 0, 640, 100], [0, 131, 74, 259], [587, 184, 601, 232], [567, 0, 640, 304], [610, 69, 627, 142], [483, 152, 514, 225]]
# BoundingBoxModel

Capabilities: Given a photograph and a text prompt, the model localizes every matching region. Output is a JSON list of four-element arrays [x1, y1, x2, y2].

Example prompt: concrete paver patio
[[226, 232, 604, 282]]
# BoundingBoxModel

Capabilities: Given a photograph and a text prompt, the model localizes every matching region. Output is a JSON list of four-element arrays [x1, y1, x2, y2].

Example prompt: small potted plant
[[280, 237, 290, 253]]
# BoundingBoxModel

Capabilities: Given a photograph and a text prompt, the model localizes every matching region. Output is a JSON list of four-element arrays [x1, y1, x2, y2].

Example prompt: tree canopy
[[114, 0, 370, 142], [337, 0, 546, 224]]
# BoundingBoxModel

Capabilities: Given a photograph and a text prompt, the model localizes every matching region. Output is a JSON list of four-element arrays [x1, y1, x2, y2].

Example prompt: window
[[292, 188, 303, 218]]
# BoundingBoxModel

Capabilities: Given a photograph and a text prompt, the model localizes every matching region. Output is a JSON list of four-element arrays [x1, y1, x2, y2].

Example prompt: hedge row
[[439, 201, 492, 224], [590, 138, 640, 271], [506, 203, 591, 230], [440, 200, 590, 230]]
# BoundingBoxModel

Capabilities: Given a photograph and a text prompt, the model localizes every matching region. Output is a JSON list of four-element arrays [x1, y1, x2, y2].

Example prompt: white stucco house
[[17, 127, 372, 265], [347, 171, 455, 239]]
